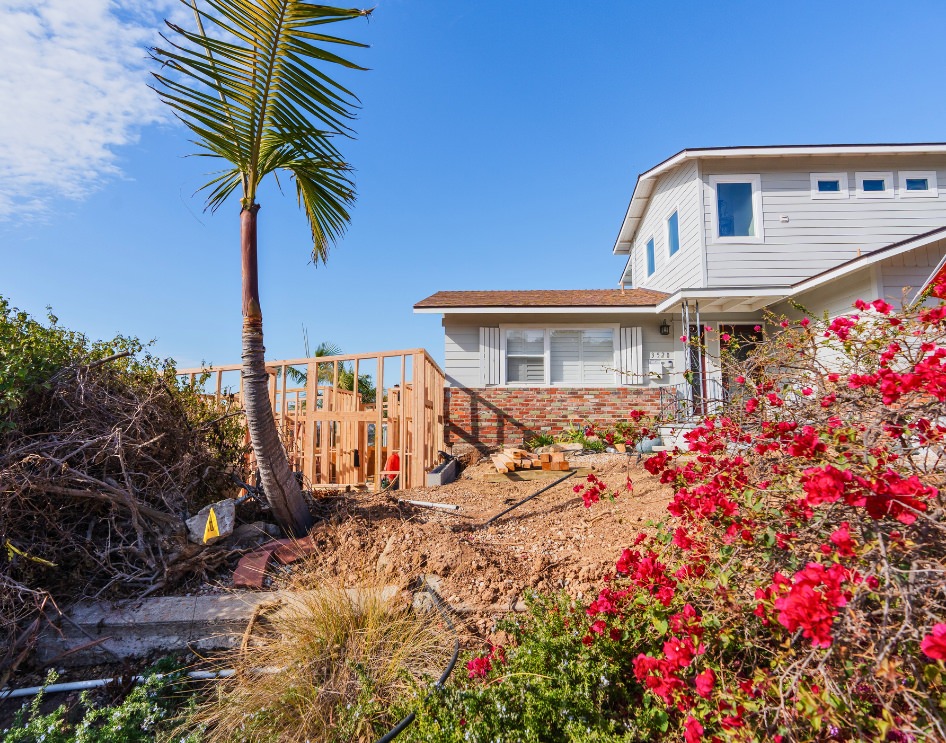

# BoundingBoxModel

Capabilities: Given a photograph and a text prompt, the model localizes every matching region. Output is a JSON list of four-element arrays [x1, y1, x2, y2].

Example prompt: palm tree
[[150, 1, 368, 535]]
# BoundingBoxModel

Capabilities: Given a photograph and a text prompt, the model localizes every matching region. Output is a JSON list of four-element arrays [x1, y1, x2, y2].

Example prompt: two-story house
[[415, 143, 946, 450]]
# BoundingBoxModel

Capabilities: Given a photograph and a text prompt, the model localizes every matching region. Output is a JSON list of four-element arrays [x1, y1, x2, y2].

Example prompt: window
[[899, 170, 938, 198], [505, 329, 544, 384], [856, 171, 894, 199], [708, 175, 763, 242], [503, 327, 617, 385], [646, 237, 656, 276], [666, 211, 680, 256], [810, 172, 849, 200]]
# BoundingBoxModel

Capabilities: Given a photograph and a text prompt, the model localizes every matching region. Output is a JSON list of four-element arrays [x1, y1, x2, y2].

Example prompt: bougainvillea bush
[[409, 295, 946, 742]]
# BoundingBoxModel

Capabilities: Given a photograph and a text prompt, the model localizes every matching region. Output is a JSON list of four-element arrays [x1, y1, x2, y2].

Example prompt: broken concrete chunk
[[186, 499, 236, 545]]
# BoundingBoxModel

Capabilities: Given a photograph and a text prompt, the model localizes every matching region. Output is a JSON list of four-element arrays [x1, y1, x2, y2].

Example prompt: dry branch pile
[[0, 350, 247, 684]]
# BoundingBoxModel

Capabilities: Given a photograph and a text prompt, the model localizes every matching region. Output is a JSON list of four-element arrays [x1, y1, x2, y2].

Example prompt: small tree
[[151, 1, 369, 534]]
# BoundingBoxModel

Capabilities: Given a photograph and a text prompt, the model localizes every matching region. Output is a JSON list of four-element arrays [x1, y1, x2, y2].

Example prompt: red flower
[[695, 668, 715, 698], [684, 716, 704, 743], [745, 398, 758, 413], [829, 522, 857, 558], [921, 624, 946, 660], [773, 562, 850, 648], [466, 655, 492, 679]]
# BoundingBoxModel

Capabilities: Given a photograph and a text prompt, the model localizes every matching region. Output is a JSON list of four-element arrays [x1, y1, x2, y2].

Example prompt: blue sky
[[3, 0, 946, 368]]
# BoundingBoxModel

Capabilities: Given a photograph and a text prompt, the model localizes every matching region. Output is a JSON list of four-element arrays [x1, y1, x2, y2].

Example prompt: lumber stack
[[539, 451, 571, 471], [490, 448, 541, 474], [489, 448, 570, 473]]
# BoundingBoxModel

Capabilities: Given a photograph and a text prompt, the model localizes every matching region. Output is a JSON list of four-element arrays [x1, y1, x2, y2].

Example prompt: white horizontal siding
[[772, 270, 875, 321], [443, 322, 479, 388], [632, 159, 703, 291], [702, 155, 946, 287], [878, 239, 946, 306]]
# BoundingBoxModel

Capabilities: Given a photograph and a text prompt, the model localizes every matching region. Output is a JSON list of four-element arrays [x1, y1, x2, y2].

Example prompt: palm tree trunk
[[241, 203, 313, 536]]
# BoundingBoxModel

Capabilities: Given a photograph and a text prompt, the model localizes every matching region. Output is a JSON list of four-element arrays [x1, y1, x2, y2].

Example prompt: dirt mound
[[283, 453, 672, 642]]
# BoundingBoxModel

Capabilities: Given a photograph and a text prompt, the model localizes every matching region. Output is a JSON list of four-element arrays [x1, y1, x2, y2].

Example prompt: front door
[[719, 324, 764, 394]]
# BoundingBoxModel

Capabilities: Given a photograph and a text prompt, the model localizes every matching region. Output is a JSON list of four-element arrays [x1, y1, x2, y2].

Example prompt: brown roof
[[414, 288, 668, 309]]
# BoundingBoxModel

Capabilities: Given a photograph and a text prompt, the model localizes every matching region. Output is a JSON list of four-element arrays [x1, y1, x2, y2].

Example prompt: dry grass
[[184, 579, 454, 743]]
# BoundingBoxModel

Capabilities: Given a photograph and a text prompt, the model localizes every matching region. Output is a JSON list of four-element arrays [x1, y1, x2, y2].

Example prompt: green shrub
[[1, 665, 195, 743]]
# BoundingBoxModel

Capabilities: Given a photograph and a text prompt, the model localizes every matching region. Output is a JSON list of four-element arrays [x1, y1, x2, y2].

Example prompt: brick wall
[[445, 386, 662, 450]]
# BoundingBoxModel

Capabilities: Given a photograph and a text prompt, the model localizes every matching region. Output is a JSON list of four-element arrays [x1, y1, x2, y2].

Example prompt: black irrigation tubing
[[479, 469, 578, 528], [374, 577, 461, 743]]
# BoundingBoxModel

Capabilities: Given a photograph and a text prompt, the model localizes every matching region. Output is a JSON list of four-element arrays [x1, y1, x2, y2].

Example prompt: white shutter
[[480, 327, 501, 386], [620, 327, 643, 385]]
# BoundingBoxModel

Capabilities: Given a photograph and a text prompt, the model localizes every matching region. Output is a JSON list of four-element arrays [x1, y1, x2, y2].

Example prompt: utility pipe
[[0, 669, 237, 700]]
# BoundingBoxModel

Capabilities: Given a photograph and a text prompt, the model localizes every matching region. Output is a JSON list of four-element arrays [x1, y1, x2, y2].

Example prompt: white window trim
[[707, 174, 764, 244], [665, 206, 682, 259], [810, 172, 849, 200], [498, 323, 619, 387], [855, 171, 894, 199], [898, 170, 938, 198], [645, 235, 656, 276]]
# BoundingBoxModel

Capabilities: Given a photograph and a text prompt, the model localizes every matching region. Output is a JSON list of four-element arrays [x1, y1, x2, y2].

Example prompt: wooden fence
[[178, 349, 445, 491]]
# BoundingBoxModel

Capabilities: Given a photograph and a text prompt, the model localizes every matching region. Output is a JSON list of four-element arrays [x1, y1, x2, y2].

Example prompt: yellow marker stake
[[203, 507, 220, 543]]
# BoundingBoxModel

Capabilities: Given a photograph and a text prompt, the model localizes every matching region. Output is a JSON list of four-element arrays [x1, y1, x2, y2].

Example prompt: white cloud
[[0, 0, 182, 218]]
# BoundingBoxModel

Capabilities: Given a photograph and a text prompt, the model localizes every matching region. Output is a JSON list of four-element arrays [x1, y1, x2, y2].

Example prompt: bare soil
[[288, 452, 673, 644]]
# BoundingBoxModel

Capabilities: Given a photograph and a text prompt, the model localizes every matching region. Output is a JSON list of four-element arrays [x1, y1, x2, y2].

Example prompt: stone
[[186, 499, 236, 545]]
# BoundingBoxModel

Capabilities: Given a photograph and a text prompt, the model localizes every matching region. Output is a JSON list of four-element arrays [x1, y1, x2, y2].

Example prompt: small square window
[[856, 172, 894, 199], [810, 173, 848, 200], [899, 171, 938, 198], [646, 238, 656, 276]]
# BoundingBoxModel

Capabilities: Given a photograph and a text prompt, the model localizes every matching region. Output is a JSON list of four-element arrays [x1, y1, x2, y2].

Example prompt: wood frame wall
[[179, 349, 445, 491]]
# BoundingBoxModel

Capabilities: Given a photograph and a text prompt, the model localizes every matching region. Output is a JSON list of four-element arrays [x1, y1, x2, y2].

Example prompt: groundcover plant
[[408, 291, 946, 742]]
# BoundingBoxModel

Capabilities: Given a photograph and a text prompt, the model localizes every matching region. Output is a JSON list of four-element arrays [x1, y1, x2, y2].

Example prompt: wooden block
[[551, 461, 570, 471], [541, 461, 552, 470], [504, 447, 531, 458], [490, 455, 508, 474], [519, 459, 533, 469], [550, 452, 566, 463], [540, 453, 553, 463]]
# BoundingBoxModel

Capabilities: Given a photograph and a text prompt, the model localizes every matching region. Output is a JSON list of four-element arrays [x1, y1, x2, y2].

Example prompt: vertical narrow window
[[666, 211, 680, 256], [505, 329, 544, 384], [646, 238, 655, 276]]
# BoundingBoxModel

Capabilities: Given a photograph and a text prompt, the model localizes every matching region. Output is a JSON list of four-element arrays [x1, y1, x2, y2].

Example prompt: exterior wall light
[[659, 319, 671, 336]]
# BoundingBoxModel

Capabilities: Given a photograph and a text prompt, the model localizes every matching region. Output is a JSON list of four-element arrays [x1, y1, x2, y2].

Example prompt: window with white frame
[[503, 327, 616, 385], [709, 174, 763, 241], [899, 171, 938, 198], [810, 172, 849, 199], [856, 171, 894, 199], [505, 329, 544, 384], [646, 237, 656, 275], [666, 210, 680, 256]]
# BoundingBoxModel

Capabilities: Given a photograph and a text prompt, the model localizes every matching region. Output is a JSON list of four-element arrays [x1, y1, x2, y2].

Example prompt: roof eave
[[414, 305, 659, 315]]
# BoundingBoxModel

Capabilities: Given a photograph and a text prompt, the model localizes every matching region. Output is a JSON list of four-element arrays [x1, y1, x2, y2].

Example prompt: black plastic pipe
[[480, 470, 577, 527]]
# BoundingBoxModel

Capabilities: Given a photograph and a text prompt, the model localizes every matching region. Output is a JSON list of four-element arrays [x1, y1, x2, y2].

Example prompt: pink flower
[[466, 655, 492, 678], [695, 668, 716, 698], [871, 299, 893, 314], [745, 398, 758, 413], [829, 522, 857, 558], [802, 387, 813, 396], [800, 317, 811, 327], [754, 325, 762, 332], [921, 624, 946, 660], [680, 335, 687, 342], [720, 333, 731, 342], [735, 375, 746, 384]]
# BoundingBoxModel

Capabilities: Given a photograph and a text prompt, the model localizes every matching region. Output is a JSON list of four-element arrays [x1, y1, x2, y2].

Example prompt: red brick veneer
[[444, 386, 662, 450]]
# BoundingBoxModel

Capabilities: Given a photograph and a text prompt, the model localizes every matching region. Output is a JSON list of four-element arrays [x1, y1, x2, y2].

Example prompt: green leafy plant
[[527, 434, 554, 450], [1, 665, 194, 743]]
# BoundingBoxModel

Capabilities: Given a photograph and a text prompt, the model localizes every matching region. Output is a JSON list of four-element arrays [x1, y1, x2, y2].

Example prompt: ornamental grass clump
[[411, 294, 946, 742], [183, 580, 455, 743]]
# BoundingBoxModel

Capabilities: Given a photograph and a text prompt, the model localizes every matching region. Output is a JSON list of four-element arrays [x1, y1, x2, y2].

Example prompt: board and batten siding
[[700, 156, 946, 287], [631, 159, 704, 292], [442, 317, 673, 389], [877, 238, 946, 305]]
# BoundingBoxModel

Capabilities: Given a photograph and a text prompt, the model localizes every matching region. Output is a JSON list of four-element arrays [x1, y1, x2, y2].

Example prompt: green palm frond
[[150, 0, 368, 254]]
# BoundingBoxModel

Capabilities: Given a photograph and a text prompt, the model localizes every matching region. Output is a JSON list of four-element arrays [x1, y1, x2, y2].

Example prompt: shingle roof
[[414, 288, 669, 309]]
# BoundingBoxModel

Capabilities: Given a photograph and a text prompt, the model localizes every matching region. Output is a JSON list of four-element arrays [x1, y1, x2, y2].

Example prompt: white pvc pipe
[[399, 499, 460, 511], [0, 669, 237, 700]]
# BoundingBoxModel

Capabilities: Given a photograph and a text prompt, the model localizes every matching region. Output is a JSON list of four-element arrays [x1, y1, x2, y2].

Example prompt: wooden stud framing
[[179, 348, 445, 491]]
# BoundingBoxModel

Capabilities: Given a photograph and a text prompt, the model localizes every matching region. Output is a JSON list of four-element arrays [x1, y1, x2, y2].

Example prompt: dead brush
[[184, 578, 455, 742]]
